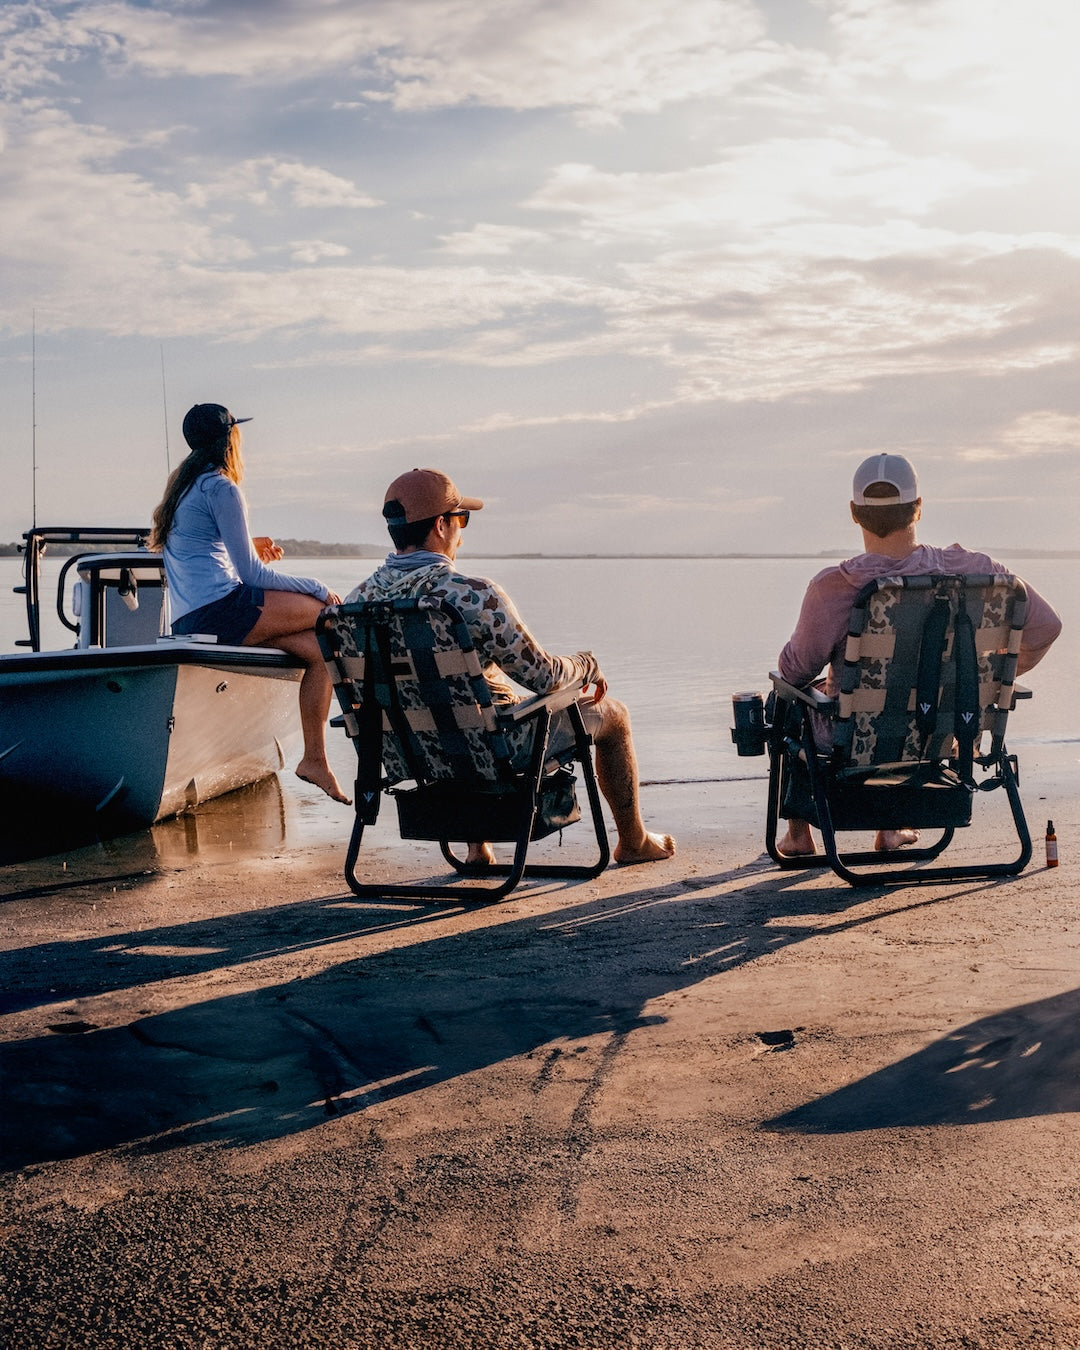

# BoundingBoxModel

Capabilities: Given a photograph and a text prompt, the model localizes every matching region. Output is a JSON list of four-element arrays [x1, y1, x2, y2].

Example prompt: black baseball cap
[[182, 403, 252, 451]]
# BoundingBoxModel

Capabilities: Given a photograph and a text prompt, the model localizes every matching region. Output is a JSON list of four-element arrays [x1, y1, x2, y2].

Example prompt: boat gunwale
[[0, 642, 304, 676]]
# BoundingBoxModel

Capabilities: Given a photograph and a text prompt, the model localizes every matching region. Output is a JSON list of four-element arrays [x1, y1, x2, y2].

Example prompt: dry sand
[[1, 761, 1078, 1349]]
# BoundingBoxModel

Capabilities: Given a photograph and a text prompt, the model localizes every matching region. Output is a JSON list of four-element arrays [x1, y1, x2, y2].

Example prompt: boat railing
[[16, 527, 152, 652]]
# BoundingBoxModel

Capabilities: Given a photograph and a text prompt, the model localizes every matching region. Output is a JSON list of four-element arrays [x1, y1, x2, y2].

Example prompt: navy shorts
[[172, 584, 265, 646]]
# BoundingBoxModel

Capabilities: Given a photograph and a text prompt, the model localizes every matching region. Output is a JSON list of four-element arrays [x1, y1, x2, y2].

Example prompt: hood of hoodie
[[834, 542, 994, 591], [360, 557, 453, 599]]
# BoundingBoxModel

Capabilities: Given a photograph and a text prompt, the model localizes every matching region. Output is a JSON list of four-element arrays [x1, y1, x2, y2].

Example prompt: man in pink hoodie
[[776, 453, 1062, 857]]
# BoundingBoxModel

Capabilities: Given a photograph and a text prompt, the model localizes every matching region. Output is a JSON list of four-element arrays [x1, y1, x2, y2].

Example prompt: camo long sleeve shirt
[[345, 555, 601, 705]]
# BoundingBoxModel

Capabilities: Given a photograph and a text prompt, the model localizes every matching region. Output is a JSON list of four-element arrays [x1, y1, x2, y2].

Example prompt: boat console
[[70, 552, 169, 649], [16, 526, 159, 651]]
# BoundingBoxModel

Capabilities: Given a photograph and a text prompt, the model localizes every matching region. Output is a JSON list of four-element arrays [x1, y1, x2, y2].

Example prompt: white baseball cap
[[852, 453, 919, 504]]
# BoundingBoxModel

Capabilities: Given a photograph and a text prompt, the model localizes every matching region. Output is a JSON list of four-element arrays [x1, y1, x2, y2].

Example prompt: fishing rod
[[31, 311, 37, 529], [160, 342, 171, 473]]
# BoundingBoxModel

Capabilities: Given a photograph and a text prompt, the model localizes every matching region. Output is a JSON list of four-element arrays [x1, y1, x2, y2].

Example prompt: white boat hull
[[0, 644, 302, 835], [160, 659, 301, 818]]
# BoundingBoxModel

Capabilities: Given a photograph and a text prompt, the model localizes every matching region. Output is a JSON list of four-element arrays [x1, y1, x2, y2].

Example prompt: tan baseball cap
[[383, 468, 484, 525]]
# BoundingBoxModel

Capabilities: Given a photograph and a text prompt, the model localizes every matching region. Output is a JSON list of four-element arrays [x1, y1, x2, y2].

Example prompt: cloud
[[988, 411, 1080, 459], [4, 0, 1080, 505], [3, 254, 621, 342], [263, 161, 382, 210], [618, 244, 1080, 404], [186, 158, 381, 211], [0, 2, 73, 97], [0, 105, 385, 332], [525, 138, 1010, 240], [820, 0, 1080, 157], [13, 0, 790, 124], [190, 264, 621, 341], [288, 239, 352, 264], [4, 81, 1076, 418], [0, 106, 251, 286], [363, 0, 786, 126], [437, 224, 549, 257]]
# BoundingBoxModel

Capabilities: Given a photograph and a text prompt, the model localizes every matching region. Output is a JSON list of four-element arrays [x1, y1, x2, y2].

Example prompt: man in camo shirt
[[347, 468, 675, 867]]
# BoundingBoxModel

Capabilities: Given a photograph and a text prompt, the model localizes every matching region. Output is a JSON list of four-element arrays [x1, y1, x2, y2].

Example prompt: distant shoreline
[[2, 542, 1078, 561]]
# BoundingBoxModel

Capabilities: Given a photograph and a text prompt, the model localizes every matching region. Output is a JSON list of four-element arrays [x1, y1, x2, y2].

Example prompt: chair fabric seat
[[394, 765, 581, 843], [827, 763, 973, 830]]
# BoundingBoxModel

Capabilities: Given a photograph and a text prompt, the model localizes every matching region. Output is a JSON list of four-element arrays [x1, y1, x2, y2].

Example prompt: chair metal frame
[[318, 597, 610, 901], [764, 573, 1033, 887]]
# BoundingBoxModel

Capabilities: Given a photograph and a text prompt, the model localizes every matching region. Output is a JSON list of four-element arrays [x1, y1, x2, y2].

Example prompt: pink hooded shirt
[[778, 543, 1062, 694]]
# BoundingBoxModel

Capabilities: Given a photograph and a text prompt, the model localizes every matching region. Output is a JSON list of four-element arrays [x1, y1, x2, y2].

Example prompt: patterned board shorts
[[542, 697, 604, 762]]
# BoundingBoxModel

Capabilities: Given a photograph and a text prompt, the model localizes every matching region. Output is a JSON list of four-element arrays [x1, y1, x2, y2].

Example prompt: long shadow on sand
[[765, 984, 1080, 1133], [0, 863, 1057, 1169]]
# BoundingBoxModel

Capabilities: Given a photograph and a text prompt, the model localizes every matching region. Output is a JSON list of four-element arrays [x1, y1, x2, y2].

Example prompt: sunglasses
[[444, 510, 470, 528]]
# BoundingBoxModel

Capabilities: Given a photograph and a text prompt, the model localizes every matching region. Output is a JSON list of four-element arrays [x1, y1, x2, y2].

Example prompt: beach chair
[[317, 598, 610, 900], [764, 573, 1033, 886]]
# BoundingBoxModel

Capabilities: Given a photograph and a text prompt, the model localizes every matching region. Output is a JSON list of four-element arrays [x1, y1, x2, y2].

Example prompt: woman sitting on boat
[[149, 402, 349, 805]]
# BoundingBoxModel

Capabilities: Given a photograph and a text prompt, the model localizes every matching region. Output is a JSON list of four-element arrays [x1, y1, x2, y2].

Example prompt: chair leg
[[764, 698, 794, 867], [765, 705, 838, 871], [439, 831, 532, 898], [812, 766, 1031, 890], [764, 712, 1033, 887], [523, 702, 609, 878], [998, 751, 1033, 871], [440, 720, 610, 890], [344, 708, 610, 902]]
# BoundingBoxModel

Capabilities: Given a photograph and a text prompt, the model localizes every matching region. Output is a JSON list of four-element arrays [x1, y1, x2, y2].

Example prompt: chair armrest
[[504, 680, 586, 723], [769, 671, 836, 712]]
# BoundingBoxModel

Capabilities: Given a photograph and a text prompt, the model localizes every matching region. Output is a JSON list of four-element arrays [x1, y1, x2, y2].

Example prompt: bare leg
[[244, 591, 350, 804], [461, 696, 675, 867], [777, 818, 817, 856], [591, 697, 675, 864]]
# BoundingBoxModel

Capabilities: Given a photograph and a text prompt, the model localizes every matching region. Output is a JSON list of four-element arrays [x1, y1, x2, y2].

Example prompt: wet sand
[[2, 751, 1078, 1349]]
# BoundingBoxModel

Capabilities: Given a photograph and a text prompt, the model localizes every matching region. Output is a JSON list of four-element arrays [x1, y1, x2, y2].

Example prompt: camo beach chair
[[317, 597, 609, 900], [764, 573, 1033, 886]]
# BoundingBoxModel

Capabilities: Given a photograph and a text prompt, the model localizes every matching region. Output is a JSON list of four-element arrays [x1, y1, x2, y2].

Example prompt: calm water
[[2, 552, 1075, 864]]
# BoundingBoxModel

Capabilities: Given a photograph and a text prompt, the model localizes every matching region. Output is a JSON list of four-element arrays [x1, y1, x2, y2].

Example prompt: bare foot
[[874, 828, 920, 852], [465, 842, 496, 866], [613, 831, 676, 865], [777, 826, 817, 856], [295, 758, 351, 805]]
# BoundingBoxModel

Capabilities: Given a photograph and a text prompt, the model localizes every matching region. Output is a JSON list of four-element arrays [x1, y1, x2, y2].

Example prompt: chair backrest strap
[[834, 572, 1026, 771], [911, 585, 981, 779], [952, 594, 980, 782], [913, 592, 950, 743], [353, 620, 385, 824], [373, 612, 433, 783]]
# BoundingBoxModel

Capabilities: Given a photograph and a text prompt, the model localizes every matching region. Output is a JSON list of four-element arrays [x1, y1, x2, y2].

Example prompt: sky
[[1, 0, 1078, 557]]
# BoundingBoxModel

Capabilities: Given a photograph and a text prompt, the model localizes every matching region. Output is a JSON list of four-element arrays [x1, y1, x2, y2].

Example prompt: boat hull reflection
[[0, 773, 288, 869]]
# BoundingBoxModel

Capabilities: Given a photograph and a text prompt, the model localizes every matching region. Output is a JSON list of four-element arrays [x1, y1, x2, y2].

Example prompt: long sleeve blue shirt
[[163, 471, 329, 622]]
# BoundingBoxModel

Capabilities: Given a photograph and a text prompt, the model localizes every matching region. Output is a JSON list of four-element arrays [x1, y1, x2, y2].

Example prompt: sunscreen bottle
[[1046, 820, 1058, 868]]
